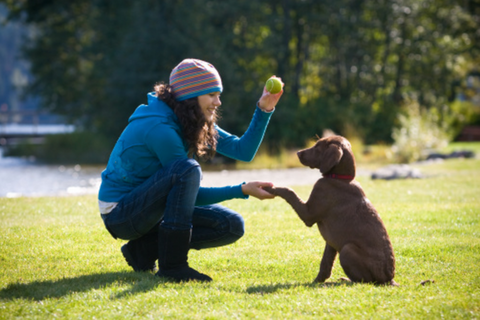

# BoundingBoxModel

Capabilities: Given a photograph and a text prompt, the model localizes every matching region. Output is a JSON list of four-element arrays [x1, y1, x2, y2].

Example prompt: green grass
[[1, 157, 480, 319]]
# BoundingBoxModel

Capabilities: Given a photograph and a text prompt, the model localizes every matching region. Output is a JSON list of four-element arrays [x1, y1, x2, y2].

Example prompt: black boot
[[155, 227, 212, 282], [121, 231, 158, 272]]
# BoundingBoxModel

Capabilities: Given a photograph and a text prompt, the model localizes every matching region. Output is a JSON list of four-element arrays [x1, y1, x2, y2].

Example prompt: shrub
[[392, 99, 450, 163]]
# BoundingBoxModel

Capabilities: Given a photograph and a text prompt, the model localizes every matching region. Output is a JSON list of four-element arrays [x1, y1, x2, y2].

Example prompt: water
[[0, 147, 341, 198], [0, 148, 103, 198]]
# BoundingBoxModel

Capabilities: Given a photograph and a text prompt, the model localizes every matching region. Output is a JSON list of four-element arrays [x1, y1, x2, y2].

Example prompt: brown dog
[[264, 135, 397, 286]]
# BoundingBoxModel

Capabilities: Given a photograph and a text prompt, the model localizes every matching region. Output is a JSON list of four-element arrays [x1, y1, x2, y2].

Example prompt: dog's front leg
[[314, 243, 337, 283], [263, 186, 315, 227]]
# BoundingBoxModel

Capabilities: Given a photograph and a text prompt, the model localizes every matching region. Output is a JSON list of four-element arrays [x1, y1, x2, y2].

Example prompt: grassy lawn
[[1, 155, 479, 319]]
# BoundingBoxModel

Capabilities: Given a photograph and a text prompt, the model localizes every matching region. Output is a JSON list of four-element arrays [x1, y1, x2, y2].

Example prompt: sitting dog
[[264, 135, 398, 286]]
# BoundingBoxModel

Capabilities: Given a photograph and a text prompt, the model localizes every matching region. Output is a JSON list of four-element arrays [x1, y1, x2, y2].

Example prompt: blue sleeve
[[216, 106, 273, 162], [195, 183, 249, 206]]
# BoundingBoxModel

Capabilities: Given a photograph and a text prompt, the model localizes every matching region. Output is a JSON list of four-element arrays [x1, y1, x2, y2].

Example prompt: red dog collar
[[324, 173, 354, 180]]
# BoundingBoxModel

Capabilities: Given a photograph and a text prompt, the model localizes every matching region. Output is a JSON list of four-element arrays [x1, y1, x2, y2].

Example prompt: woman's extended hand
[[241, 181, 277, 200], [257, 76, 284, 112], [242, 181, 275, 200]]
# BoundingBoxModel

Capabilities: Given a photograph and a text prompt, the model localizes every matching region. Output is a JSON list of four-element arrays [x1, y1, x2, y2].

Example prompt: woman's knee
[[228, 211, 245, 238], [172, 158, 202, 182]]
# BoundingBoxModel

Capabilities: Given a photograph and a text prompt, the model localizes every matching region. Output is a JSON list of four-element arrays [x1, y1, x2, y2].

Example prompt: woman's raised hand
[[257, 76, 284, 112]]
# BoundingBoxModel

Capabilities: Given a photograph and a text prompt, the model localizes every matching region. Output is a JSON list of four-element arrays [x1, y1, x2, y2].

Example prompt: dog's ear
[[319, 144, 343, 173]]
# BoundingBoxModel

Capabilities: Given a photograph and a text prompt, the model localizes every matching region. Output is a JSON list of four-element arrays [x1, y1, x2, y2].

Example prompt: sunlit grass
[[1, 156, 479, 319]]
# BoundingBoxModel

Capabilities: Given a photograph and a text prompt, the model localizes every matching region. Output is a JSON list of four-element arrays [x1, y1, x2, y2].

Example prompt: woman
[[98, 59, 283, 282]]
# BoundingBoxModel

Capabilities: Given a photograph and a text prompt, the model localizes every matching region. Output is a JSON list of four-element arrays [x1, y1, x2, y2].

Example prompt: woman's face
[[197, 92, 221, 123]]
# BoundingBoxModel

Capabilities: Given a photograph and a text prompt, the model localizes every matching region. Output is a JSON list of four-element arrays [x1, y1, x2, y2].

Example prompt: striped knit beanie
[[169, 59, 223, 101]]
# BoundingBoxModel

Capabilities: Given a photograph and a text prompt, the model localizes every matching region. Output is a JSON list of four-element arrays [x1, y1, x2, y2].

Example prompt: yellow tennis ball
[[265, 78, 282, 94]]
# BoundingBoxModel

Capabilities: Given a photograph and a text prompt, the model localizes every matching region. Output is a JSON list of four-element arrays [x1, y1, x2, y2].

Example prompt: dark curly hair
[[154, 82, 218, 160]]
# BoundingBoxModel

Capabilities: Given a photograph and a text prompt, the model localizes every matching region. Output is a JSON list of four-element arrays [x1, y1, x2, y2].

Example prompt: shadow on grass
[[246, 280, 354, 294], [0, 271, 162, 301]]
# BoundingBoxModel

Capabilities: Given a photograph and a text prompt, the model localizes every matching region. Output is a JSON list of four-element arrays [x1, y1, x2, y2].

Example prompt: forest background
[[1, 0, 479, 164]]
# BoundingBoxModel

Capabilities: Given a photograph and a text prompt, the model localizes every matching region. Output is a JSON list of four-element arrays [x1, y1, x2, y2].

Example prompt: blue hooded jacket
[[98, 92, 273, 205]]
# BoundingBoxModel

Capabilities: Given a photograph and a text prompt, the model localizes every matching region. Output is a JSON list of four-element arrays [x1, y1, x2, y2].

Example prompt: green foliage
[[1, 0, 479, 149], [1, 158, 480, 318], [392, 97, 479, 163], [392, 99, 450, 163], [449, 99, 480, 134], [6, 131, 112, 164]]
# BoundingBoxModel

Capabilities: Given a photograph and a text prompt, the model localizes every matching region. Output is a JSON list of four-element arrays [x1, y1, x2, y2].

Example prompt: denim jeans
[[101, 158, 245, 250]]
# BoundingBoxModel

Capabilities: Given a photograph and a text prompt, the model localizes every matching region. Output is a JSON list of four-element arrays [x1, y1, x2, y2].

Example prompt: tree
[[2, 0, 478, 153]]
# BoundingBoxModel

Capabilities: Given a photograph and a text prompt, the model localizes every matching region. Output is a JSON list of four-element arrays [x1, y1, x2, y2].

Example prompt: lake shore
[[0, 155, 372, 198]]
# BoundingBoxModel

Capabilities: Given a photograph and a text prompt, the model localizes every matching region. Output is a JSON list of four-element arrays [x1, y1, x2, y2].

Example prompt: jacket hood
[[128, 92, 178, 123]]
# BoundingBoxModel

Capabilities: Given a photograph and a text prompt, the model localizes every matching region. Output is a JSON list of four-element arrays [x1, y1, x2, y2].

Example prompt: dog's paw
[[313, 277, 326, 284], [313, 275, 330, 283], [262, 186, 276, 195]]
